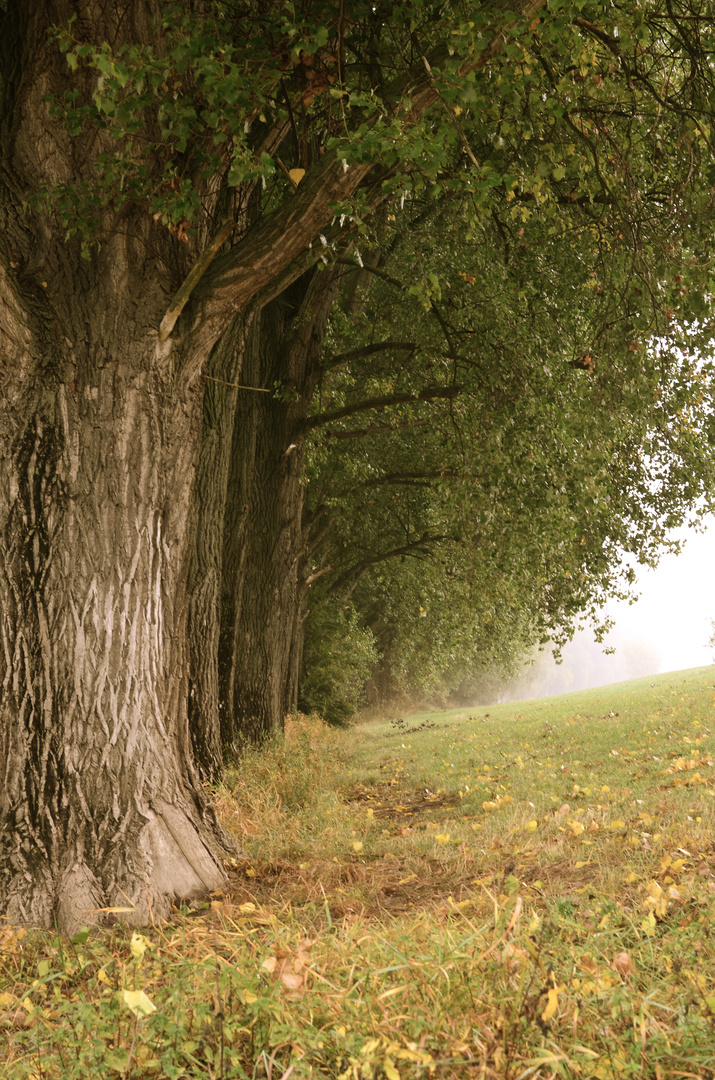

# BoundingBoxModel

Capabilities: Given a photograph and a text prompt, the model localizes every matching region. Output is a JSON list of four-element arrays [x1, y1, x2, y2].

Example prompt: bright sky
[[604, 516, 715, 674], [512, 516, 715, 700]]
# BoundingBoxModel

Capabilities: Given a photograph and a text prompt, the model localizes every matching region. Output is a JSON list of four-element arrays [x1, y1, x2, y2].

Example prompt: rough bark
[[187, 313, 253, 783], [0, 0, 233, 931], [0, 279, 235, 931], [218, 268, 341, 748]]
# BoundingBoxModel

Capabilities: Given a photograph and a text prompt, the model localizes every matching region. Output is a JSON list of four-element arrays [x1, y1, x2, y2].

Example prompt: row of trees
[[1, 0, 715, 930]]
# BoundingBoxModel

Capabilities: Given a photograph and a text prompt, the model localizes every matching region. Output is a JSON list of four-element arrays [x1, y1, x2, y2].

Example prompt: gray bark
[[0, 288, 232, 931], [0, 1, 233, 930]]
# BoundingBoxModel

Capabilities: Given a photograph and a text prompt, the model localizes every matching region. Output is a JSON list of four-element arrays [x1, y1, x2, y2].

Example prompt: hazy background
[[509, 516, 715, 699]]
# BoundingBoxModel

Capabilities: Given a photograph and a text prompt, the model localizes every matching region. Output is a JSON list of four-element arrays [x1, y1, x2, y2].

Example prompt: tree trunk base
[[2, 800, 235, 934]]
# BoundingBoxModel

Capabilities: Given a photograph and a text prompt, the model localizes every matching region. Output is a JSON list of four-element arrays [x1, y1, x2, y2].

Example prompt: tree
[[2, 0, 715, 931], [299, 190, 715, 709], [0, 0, 552, 929]]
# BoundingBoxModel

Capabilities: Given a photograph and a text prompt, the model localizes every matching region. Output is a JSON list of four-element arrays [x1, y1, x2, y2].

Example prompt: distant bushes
[[299, 604, 378, 725]]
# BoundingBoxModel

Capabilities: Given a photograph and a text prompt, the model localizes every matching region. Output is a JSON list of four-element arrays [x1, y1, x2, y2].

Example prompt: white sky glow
[[604, 516, 715, 673]]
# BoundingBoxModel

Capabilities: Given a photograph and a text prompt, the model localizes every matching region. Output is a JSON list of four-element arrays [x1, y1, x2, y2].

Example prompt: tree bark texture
[[218, 268, 341, 749], [0, 299, 234, 930], [0, 1, 234, 930], [186, 314, 253, 783]]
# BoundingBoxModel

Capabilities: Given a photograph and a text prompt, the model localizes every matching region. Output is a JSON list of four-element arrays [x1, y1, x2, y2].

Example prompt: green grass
[[4, 667, 715, 1079]]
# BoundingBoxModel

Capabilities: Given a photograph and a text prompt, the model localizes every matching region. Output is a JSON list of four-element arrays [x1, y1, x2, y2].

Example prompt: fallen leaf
[[130, 932, 151, 962], [120, 990, 156, 1017], [542, 983, 566, 1022], [383, 1056, 400, 1080], [611, 951, 634, 978]]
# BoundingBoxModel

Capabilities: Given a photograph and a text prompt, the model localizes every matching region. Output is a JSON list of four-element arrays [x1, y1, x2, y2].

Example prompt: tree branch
[[323, 419, 430, 440], [360, 471, 446, 488], [322, 340, 417, 370], [302, 384, 461, 433], [328, 532, 448, 596], [175, 0, 547, 360]]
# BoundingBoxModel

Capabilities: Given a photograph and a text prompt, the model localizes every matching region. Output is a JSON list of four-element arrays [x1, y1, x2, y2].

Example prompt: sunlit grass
[[3, 666, 715, 1078]]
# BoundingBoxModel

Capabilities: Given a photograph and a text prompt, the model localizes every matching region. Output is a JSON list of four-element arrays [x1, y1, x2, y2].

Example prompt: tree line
[[1, 0, 715, 930]]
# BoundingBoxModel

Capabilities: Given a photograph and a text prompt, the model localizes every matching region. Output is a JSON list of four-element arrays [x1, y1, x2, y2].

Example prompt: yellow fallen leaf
[[435, 833, 450, 845], [245, 867, 256, 878], [120, 989, 156, 1017], [574, 860, 590, 869], [129, 932, 151, 962], [288, 168, 305, 185], [352, 841, 364, 852], [239, 902, 257, 913], [383, 1057, 401, 1080], [242, 989, 258, 1004], [641, 910, 656, 936], [542, 983, 566, 1022], [525, 819, 538, 832], [261, 957, 277, 974], [608, 819, 625, 830]]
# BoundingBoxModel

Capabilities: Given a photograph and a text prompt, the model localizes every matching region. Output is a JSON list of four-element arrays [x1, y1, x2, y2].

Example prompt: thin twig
[[202, 374, 271, 392]]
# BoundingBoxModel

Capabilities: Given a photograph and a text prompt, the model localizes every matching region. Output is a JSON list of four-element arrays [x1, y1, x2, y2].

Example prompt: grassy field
[[3, 666, 715, 1079]]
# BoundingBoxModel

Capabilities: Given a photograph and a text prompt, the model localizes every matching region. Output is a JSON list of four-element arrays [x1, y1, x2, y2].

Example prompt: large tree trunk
[[217, 268, 340, 749], [0, 266, 234, 931], [0, 0, 241, 932], [187, 314, 253, 782]]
